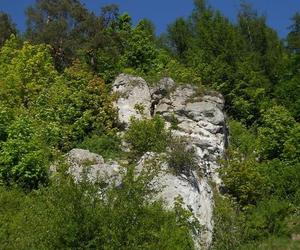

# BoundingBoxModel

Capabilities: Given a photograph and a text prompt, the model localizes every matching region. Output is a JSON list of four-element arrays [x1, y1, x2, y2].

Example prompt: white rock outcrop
[[112, 74, 152, 125], [68, 74, 227, 249], [68, 149, 124, 185], [113, 74, 226, 248], [154, 85, 226, 184]]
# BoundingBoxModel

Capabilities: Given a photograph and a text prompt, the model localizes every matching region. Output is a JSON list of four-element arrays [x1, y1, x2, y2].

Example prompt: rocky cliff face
[[68, 74, 227, 249]]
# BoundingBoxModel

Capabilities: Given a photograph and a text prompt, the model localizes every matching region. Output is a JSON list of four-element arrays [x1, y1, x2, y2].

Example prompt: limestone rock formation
[[112, 74, 152, 125], [113, 74, 226, 248], [154, 85, 226, 184], [68, 74, 227, 249], [68, 148, 123, 185], [136, 152, 214, 249]]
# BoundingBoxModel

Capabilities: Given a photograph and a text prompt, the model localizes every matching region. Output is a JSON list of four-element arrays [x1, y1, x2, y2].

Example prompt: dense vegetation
[[0, 0, 299, 249]]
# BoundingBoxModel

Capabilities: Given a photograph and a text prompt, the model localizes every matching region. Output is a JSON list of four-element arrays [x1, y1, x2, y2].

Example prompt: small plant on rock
[[124, 115, 170, 158], [168, 138, 198, 176], [79, 134, 122, 160]]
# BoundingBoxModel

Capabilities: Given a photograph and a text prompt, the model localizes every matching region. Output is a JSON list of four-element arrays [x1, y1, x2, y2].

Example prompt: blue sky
[[0, 0, 299, 38]]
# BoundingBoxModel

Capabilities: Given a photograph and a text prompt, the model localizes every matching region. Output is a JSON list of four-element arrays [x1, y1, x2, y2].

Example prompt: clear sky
[[0, 0, 299, 38]]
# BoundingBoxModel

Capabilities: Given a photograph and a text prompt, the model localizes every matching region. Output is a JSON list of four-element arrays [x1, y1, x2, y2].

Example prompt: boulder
[[68, 149, 124, 185]]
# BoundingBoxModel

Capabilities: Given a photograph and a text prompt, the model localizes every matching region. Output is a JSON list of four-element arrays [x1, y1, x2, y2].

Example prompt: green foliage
[[0, 104, 14, 142], [91, 47, 122, 83], [220, 114, 300, 247], [0, 114, 50, 190], [121, 24, 159, 74], [274, 56, 300, 120], [162, 59, 202, 85], [259, 160, 300, 204], [212, 193, 244, 250], [241, 236, 300, 250], [0, 40, 117, 189], [0, 12, 17, 47], [0, 1, 299, 248], [228, 120, 256, 157], [0, 168, 195, 249], [168, 138, 198, 176], [79, 134, 122, 160], [283, 124, 300, 162], [136, 19, 156, 40], [125, 116, 169, 158], [257, 106, 296, 160], [0, 38, 57, 107], [167, 17, 192, 57], [287, 12, 300, 54], [220, 151, 270, 207], [244, 198, 291, 240], [32, 61, 117, 149], [26, 0, 99, 69]]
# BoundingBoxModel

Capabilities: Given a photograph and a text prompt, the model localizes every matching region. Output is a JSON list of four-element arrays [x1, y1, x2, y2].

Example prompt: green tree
[[0, 114, 50, 190], [283, 124, 300, 163], [167, 17, 192, 57], [25, 0, 100, 69], [238, 2, 283, 83], [0, 38, 58, 108], [121, 20, 159, 73], [220, 150, 269, 207], [32, 61, 117, 150], [287, 12, 300, 54], [100, 4, 119, 28], [0, 104, 14, 142], [0, 12, 17, 47], [257, 106, 296, 160], [136, 19, 156, 41]]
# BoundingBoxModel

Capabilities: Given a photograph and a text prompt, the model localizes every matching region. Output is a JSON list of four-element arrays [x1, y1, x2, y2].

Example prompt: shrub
[[244, 198, 291, 241], [0, 103, 14, 142], [168, 138, 198, 176], [228, 120, 256, 157], [79, 134, 122, 160], [124, 115, 169, 158], [220, 150, 270, 207], [0, 115, 50, 190], [212, 193, 245, 250], [0, 167, 195, 249], [257, 106, 296, 160]]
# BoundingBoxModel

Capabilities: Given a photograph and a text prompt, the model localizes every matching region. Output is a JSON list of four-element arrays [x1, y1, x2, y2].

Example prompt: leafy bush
[[0, 114, 50, 190], [0, 104, 14, 142], [33, 62, 117, 149], [168, 138, 198, 176], [212, 193, 245, 250], [0, 40, 118, 189], [257, 105, 296, 160], [0, 167, 195, 249], [124, 115, 169, 158], [220, 150, 270, 207], [244, 198, 291, 241], [258, 160, 300, 204], [79, 134, 122, 160], [121, 24, 159, 74], [0, 37, 58, 107], [283, 124, 300, 163], [228, 120, 256, 157]]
